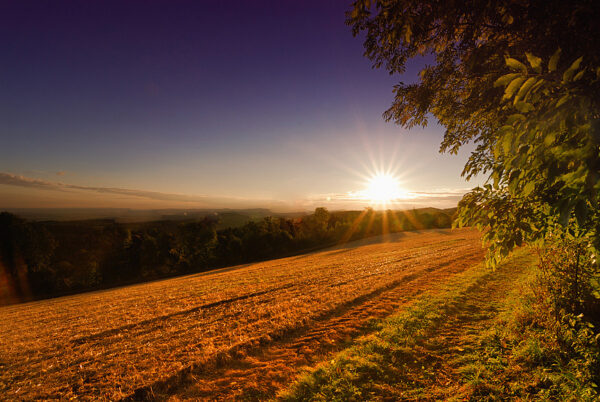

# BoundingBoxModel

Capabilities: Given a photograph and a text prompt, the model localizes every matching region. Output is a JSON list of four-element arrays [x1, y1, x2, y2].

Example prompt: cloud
[[0, 172, 215, 203], [56, 171, 66, 176], [0, 173, 63, 191], [307, 187, 471, 209], [0, 172, 471, 211]]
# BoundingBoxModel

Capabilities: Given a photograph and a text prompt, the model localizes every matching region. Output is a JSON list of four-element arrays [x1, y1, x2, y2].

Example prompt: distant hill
[[4, 207, 307, 227]]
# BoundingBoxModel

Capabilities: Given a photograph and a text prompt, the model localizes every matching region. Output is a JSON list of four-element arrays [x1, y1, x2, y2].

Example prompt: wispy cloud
[[0, 172, 470, 211], [0, 173, 62, 191], [0, 172, 214, 203], [306, 187, 469, 209], [310, 188, 469, 202]]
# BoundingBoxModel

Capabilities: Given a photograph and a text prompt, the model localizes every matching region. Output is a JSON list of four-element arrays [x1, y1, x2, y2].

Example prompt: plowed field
[[0, 228, 483, 400]]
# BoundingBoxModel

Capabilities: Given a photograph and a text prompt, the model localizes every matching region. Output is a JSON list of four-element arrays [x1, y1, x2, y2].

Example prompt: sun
[[363, 173, 405, 206]]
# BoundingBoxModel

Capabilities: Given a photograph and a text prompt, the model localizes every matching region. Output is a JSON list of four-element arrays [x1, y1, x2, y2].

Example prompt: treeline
[[0, 207, 453, 304]]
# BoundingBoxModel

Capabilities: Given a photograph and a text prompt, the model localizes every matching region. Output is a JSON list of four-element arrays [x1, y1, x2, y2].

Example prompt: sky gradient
[[0, 0, 480, 211]]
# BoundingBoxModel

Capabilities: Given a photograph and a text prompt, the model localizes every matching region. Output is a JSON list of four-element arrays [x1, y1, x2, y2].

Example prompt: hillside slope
[[0, 228, 483, 400]]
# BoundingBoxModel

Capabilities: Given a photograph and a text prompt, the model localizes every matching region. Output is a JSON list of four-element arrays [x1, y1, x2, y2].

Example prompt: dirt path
[[138, 248, 486, 400]]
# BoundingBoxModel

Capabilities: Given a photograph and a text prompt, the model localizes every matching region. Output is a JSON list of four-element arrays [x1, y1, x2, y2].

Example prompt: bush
[[536, 230, 600, 322], [520, 232, 600, 398]]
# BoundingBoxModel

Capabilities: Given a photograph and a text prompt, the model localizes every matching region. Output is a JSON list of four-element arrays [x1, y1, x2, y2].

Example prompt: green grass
[[278, 249, 599, 401], [278, 249, 534, 401], [473, 267, 600, 400]]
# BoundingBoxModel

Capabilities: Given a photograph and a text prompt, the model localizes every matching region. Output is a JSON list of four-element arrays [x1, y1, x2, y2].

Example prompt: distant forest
[[0, 207, 454, 304]]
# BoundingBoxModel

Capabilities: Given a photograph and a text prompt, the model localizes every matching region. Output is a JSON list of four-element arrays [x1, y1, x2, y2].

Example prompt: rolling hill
[[0, 228, 488, 400]]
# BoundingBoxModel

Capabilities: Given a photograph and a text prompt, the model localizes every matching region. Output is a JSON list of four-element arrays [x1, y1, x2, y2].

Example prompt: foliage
[[479, 255, 600, 400], [536, 229, 600, 320], [347, 0, 600, 264], [455, 49, 600, 266]]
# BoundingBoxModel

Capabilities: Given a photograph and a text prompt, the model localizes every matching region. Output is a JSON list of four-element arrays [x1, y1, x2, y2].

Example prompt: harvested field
[[0, 228, 483, 400]]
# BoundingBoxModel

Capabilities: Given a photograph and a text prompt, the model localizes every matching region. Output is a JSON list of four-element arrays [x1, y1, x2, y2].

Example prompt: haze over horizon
[[1, 1, 481, 211]]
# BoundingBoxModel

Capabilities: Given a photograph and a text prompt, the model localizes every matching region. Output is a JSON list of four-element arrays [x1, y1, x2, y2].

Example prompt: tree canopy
[[347, 0, 600, 263]]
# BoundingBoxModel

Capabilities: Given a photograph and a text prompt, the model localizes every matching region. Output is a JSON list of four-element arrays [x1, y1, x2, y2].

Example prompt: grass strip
[[278, 249, 535, 401], [459, 258, 600, 400]]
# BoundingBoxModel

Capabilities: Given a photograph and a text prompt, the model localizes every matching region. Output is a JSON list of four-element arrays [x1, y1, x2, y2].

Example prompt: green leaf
[[505, 57, 528, 73], [502, 134, 512, 153], [506, 114, 526, 125], [544, 131, 556, 146], [527, 78, 545, 94], [563, 56, 583, 82], [504, 77, 526, 99], [508, 170, 521, 193], [548, 48, 561, 72], [514, 101, 534, 113], [525, 52, 542, 73], [494, 73, 521, 88], [502, 14, 514, 25], [522, 181, 535, 197], [491, 169, 502, 187], [573, 70, 585, 81], [518, 144, 530, 155], [556, 94, 570, 108], [515, 77, 537, 101], [404, 25, 412, 43]]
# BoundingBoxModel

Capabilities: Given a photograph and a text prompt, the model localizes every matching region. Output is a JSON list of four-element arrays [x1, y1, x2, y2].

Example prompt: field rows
[[0, 228, 482, 400]]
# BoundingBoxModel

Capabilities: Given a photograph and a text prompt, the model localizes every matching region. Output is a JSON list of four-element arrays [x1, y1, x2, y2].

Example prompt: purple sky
[[0, 1, 479, 211]]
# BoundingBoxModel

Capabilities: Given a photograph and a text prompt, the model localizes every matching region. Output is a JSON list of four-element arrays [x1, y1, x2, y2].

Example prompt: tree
[[347, 0, 600, 264]]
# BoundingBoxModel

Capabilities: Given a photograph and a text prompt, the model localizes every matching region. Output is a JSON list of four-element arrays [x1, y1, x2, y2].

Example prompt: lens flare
[[365, 174, 403, 203], [352, 173, 411, 209]]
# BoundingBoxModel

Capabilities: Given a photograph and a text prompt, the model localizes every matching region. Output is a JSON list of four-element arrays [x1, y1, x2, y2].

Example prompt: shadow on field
[[70, 283, 295, 346], [122, 243, 476, 401]]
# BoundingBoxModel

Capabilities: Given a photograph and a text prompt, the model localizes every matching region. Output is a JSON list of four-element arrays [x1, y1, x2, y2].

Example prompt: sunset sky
[[0, 0, 480, 211]]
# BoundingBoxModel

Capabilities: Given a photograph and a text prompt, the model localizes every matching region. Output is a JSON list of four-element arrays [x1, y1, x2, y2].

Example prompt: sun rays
[[345, 169, 417, 211], [338, 169, 423, 245], [362, 173, 409, 208], [335, 160, 423, 245], [296, 130, 434, 245]]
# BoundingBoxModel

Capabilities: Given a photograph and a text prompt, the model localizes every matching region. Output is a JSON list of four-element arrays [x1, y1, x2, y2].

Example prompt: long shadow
[[70, 283, 295, 346], [121, 249, 479, 401]]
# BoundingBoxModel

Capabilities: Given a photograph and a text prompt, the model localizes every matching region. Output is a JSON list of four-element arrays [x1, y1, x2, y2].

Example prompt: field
[[0, 228, 487, 400]]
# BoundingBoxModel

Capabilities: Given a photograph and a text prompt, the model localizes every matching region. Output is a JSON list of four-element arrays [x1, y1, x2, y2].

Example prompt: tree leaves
[[464, 50, 599, 264], [347, 1, 600, 267], [556, 94, 570, 108], [563, 56, 583, 82], [503, 77, 526, 99], [523, 181, 536, 197], [515, 77, 537, 102], [548, 48, 562, 72], [574, 200, 589, 226], [526, 52, 542, 73], [502, 132, 513, 153], [494, 73, 521, 87], [506, 57, 528, 73], [514, 101, 534, 113]]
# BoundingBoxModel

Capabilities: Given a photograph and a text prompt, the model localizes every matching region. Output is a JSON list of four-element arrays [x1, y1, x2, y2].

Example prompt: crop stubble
[[0, 228, 483, 400]]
